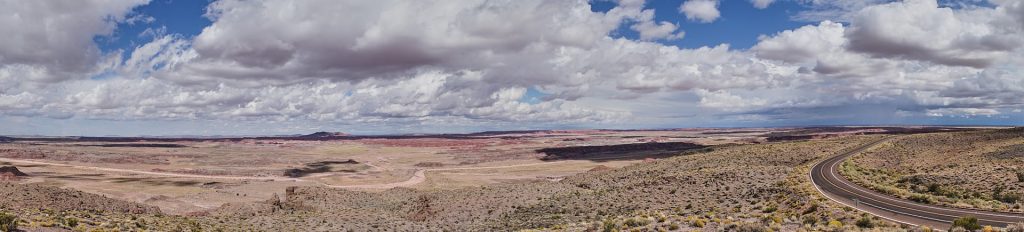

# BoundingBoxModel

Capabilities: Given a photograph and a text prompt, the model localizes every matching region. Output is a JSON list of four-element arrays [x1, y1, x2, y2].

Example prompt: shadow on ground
[[34, 172, 204, 187], [536, 142, 708, 162], [284, 159, 361, 177]]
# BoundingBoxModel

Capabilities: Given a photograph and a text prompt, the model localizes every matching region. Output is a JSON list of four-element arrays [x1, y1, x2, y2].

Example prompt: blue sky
[[0, 0, 1021, 136], [595, 0, 811, 49], [96, 0, 211, 57], [110, 0, 810, 57]]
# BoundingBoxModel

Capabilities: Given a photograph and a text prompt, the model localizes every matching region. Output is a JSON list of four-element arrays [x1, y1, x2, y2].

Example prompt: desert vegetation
[[0, 182, 235, 231], [842, 128, 1024, 212], [178, 136, 908, 231], [0, 211, 16, 232], [0, 129, 767, 214], [0, 128, 979, 231], [952, 216, 982, 231]]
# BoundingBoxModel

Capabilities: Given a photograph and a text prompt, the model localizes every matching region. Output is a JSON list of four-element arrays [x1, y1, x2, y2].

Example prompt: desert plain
[[0, 126, 1020, 231]]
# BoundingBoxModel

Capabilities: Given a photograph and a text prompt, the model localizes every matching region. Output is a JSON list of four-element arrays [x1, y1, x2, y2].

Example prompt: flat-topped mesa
[[300, 131, 351, 138]]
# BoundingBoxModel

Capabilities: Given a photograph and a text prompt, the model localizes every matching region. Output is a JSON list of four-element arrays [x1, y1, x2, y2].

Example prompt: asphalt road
[[810, 136, 1024, 230]]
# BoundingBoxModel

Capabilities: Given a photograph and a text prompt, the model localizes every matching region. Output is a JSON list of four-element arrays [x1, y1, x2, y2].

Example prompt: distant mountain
[[300, 132, 350, 138]]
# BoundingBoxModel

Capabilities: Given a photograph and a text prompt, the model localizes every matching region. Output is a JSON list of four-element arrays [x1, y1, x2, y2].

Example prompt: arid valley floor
[[1, 127, 1021, 231]]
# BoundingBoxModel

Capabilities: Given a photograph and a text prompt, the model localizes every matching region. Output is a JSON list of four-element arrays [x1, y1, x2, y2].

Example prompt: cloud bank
[[0, 0, 1022, 135]]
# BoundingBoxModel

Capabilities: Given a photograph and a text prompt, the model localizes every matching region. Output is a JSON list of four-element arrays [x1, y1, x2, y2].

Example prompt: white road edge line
[[808, 138, 924, 229], [826, 146, 1024, 219]]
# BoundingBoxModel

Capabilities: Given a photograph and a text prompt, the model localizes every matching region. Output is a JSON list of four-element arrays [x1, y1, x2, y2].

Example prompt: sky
[[0, 0, 1022, 136]]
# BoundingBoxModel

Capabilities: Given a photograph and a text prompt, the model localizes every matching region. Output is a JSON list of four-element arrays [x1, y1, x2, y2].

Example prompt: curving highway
[[810, 136, 1024, 230]]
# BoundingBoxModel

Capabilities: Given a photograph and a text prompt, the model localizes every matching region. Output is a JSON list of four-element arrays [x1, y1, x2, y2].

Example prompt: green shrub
[[994, 186, 1021, 203], [0, 212, 17, 232], [624, 217, 651, 227], [801, 203, 818, 215], [760, 214, 782, 225], [762, 203, 777, 213], [855, 215, 874, 228], [998, 193, 1021, 204], [827, 219, 843, 228], [667, 222, 680, 230], [733, 223, 769, 232], [952, 216, 981, 231], [690, 218, 706, 228], [909, 194, 932, 203], [63, 216, 78, 228], [602, 218, 617, 232], [801, 215, 818, 225]]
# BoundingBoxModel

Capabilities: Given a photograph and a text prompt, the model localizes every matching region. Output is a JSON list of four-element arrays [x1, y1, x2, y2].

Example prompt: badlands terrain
[[0, 127, 1016, 231]]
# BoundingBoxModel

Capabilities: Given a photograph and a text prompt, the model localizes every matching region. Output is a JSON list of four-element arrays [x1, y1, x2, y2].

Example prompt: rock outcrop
[[0, 166, 26, 181]]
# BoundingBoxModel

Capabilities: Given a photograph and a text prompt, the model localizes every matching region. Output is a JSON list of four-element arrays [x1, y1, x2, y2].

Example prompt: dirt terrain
[[203, 136, 894, 231], [0, 129, 767, 215], [0, 127, 997, 231]]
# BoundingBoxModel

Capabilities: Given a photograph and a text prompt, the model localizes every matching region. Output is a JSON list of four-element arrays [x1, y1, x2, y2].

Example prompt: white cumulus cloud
[[751, 0, 775, 9], [0, 0, 149, 83], [1, 0, 1023, 135], [680, 0, 720, 23]]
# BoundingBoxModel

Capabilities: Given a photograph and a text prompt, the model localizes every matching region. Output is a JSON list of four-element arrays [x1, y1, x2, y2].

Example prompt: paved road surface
[[810, 137, 1024, 230]]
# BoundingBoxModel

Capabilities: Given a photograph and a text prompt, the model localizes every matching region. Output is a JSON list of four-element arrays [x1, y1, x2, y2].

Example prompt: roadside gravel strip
[[810, 136, 1024, 230]]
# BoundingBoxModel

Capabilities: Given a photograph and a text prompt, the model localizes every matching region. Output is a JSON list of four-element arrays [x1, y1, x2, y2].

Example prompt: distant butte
[[0, 166, 27, 181], [301, 132, 351, 138]]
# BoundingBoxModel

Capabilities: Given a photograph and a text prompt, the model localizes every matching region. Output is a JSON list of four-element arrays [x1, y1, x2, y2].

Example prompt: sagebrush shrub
[[0, 212, 17, 232], [952, 216, 980, 231]]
